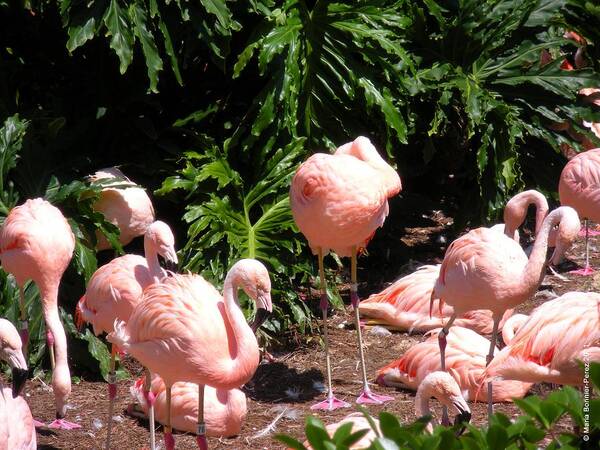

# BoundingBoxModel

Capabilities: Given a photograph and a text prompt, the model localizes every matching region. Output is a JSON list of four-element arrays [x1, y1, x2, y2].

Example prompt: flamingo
[[76, 220, 178, 450], [484, 292, 600, 386], [302, 371, 471, 449], [360, 189, 555, 333], [559, 148, 600, 275], [501, 313, 528, 345], [430, 206, 580, 419], [0, 198, 79, 429], [90, 167, 155, 251], [375, 326, 532, 402], [290, 136, 401, 410], [108, 259, 273, 450], [128, 374, 247, 437], [0, 318, 35, 450]]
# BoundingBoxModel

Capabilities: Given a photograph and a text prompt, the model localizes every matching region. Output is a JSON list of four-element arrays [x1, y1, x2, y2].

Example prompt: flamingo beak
[[160, 247, 179, 272], [250, 308, 271, 333], [452, 399, 471, 435], [12, 367, 28, 398]]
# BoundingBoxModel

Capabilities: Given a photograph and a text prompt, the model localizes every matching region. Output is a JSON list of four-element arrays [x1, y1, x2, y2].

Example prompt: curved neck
[[415, 388, 435, 433], [144, 238, 164, 284], [504, 191, 548, 238], [222, 272, 258, 374]]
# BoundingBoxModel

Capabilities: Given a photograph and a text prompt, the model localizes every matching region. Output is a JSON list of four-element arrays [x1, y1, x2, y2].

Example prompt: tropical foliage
[[276, 362, 600, 449]]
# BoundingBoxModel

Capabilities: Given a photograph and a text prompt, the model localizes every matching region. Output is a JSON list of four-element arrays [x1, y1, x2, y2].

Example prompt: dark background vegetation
[[0, 0, 599, 377]]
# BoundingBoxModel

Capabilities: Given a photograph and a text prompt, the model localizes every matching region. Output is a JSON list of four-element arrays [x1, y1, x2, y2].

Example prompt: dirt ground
[[8, 215, 600, 450]]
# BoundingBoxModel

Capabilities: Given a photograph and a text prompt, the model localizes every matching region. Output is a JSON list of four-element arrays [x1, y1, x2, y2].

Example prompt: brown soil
[[6, 215, 598, 449]]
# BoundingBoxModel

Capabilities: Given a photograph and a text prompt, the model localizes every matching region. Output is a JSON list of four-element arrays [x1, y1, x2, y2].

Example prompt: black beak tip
[[250, 309, 271, 333], [11, 368, 28, 398], [164, 259, 178, 273]]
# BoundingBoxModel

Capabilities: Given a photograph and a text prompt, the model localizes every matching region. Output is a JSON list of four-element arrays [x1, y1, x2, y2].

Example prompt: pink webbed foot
[[48, 419, 82, 430], [569, 266, 595, 276], [356, 387, 393, 405], [164, 432, 175, 450], [196, 434, 208, 450], [33, 419, 46, 428], [310, 393, 351, 411]]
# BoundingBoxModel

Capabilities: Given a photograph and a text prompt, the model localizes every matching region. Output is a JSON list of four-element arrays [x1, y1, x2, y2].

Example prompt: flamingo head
[[232, 259, 273, 332], [0, 318, 29, 397], [549, 207, 580, 265], [146, 221, 178, 271], [418, 371, 471, 432]]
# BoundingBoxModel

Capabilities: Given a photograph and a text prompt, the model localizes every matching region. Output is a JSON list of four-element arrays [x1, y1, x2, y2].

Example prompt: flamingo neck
[[414, 387, 435, 433], [144, 239, 164, 284]]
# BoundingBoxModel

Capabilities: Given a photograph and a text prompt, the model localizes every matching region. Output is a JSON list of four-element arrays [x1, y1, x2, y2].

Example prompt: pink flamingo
[[128, 374, 247, 437], [501, 313, 528, 345], [76, 220, 178, 450], [0, 318, 36, 450], [431, 206, 580, 419], [303, 371, 471, 449], [376, 326, 532, 402], [559, 148, 600, 275], [90, 167, 155, 251], [484, 292, 600, 386], [290, 136, 401, 410], [108, 259, 273, 450], [0, 198, 79, 429], [359, 189, 555, 333]]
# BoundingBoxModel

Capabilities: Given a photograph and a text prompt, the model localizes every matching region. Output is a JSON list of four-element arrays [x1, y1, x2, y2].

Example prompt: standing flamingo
[[559, 148, 600, 275], [90, 167, 155, 251], [108, 259, 273, 450], [128, 375, 247, 437], [290, 136, 401, 410], [0, 318, 36, 450], [76, 220, 178, 450], [484, 292, 600, 386], [375, 326, 532, 402], [360, 189, 555, 333], [0, 198, 79, 429], [431, 206, 580, 419]]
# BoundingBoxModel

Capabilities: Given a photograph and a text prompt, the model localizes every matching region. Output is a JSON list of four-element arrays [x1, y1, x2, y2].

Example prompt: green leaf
[[274, 434, 307, 450], [199, 0, 234, 31], [67, 16, 97, 52], [158, 19, 183, 85], [130, 3, 163, 92], [103, 0, 134, 74]]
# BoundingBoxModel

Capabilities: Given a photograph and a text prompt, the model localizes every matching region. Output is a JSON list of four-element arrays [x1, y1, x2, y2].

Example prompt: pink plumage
[[0, 198, 77, 428], [485, 292, 600, 385], [91, 167, 155, 250], [129, 374, 247, 437], [290, 136, 401, 257], [559, 148, 600, 222], [377, 326, 532, 402]]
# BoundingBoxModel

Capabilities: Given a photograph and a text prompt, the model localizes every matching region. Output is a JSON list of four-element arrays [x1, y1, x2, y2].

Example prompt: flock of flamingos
[[0, 134, 599, 449]]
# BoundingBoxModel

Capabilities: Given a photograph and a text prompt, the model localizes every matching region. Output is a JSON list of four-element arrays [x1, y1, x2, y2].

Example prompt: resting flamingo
[[290, 136, 401, 410], [484, 292, 600, 386], [360, 189, 558, 333], [0, 198, 79, 429], [302, 371, 470, 449], [375, 326, 532, 402], [90, 167, 155, 251], [0, 318, 35, 450], [108, 259, 272, 450], [128, 374, 247, 437], [559, 148, 600, 275], [431, 206, 580, 419], [76, 220, 178, 450]]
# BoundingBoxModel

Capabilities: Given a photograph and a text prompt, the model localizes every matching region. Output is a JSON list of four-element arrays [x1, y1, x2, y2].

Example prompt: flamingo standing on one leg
[[108, 259, 273, 450], [290, 136, 401, 410], [559, 148, 600, 275], [360, 189, 557, 333], [128, 375, 247, 437], [0, 198, 79, 429], [483, 292, 600, 386], [0, 318, 36, 450], [90, 167, 155, 251], [430, 206, 580, 420], [76, 221, 178, 450], [375, 326, 532, 401]]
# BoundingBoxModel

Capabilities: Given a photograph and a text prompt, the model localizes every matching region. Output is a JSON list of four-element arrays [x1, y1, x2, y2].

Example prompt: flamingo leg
[[164, 386, 174, 450], [311, 247, 350, 411], [18, 285, 29, 356], [486, 317, 501, 420], [105, 346, 117, 450], [352, 247, 393, 405], [196, 385, 208, 450], [572, 219, 595, 275], [437, 313, 457, 425], [145, 368, 156, 450]]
